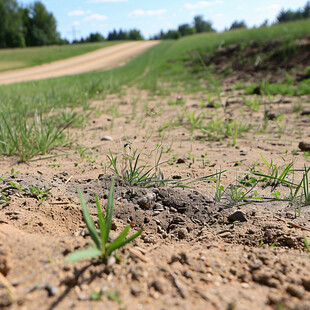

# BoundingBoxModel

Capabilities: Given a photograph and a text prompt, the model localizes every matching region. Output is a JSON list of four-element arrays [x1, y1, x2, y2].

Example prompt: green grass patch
[[245, 78, 310, 96]]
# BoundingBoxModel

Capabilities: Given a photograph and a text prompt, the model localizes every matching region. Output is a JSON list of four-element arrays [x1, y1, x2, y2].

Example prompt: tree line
[[151, 1, 310, 40], [73, 29, 144, 44], [0, 0, 64, 48], [277, 1, 310, 23], [0, 0, 309, 48]]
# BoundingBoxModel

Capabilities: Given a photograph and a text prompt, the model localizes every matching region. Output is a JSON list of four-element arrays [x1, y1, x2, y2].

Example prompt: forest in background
[[0, 0, 310, 48]]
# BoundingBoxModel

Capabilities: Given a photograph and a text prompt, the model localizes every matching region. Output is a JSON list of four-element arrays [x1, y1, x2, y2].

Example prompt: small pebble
[[228, 210, 247, 222], [100, 136, 113, 141]]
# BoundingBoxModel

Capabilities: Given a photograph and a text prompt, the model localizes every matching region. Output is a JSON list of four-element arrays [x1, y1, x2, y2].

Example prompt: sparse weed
[[243, 95, 261, 112], [253, 154, 295, 190], [0, 177, 50, 205], [184, 110, 204, 134], [200, 119, 251, 143], [107, 145, 166, 187], [291, 166, 310, 209], [65, 178, 142, 263], [221, 182, 259, 207], [293, 103, 303, 114]]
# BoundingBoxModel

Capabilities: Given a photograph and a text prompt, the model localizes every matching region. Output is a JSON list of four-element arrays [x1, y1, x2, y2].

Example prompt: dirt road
[[0, 41, 159, 85]]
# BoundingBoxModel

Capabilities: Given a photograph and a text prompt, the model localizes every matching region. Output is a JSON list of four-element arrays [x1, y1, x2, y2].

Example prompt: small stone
[[240, 150, 248, 156], [150, 279, 165, 294], [44, 284, 59, 297], [302, 277, 310, 291], [218, 231, 232, 238], [299, 142, 310, 152], [172, 175, 182, 179], [176, 158, 185, 164], [100, 136, 113, 141], [153, 203, 164, 211], [78, 294, 88, 301], [131, 288, 142, 296], [250, 260, 262, 270], [284, 236, 296, 248], [142, 235, 156, 244], [177, 228, 188, 240], [267, 112, 277, 120], [228, 210, 247, 222], [137, 197, 151, 209]]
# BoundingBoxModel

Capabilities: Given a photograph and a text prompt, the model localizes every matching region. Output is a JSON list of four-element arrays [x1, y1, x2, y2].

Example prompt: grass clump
[[0, 111, 72, 162], [107, 146, 165, 187], [65, 178, 142, 263]]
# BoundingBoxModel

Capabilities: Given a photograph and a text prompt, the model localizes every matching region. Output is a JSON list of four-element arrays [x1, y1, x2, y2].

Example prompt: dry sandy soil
[[0, 41, 159, 85], [1, 43, 310, 310]]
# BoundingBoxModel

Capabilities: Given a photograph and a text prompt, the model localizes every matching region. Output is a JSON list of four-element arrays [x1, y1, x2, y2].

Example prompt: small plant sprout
[[253, 154, 295, 190], [65, 178, 142, 263]]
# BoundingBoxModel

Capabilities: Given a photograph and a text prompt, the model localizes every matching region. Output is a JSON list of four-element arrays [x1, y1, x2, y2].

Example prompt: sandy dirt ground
[[0, 41, 159, 85], [1, 42, 310, 310]]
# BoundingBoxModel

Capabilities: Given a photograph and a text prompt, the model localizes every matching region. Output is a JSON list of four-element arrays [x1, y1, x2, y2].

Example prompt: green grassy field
[[0, 19, 310, 161], [0, 41, 121, 72]]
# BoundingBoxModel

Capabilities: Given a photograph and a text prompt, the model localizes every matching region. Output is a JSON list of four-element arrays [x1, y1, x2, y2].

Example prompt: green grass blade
[[107, 227, 142, 256], [95, 194, 106, 253], [105, 178, 115, 241], [303, 234, 310, 252], [65, 248, 102, 262], [76, 187, 101, 250], [252, 171, 297, 187], [106, 225, 130, 256], [261, 153, 270, 168]]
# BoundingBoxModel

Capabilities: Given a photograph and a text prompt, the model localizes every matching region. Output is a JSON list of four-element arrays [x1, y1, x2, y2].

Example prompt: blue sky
[[19, 0, 308, 40]]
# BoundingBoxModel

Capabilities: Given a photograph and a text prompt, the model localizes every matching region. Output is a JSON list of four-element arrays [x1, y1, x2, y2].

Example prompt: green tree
[[303, 1, 310, 18], [128, 29, 144, 40], [277, 9, 302, 23], [193, 15, 215, 33], [0, 0, 25, 48], [86, 32, 105, 42], [230, 20, 247, 30], [178, 23, 196, 37], [162, 30, 181, 39], [25, 1, 60, 46]]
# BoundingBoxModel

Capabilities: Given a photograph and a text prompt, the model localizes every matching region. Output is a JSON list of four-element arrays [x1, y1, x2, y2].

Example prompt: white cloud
[[84, 14, 108, 21], [184, 1, 223, 10], [68, 10, 85, 17], [128, 9, 167, 17], [72, 21, 80, 26], [256, 4, 281, 12], [87, 0, 127, 3]]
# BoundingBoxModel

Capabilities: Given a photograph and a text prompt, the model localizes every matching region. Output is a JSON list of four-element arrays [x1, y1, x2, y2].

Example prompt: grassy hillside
[[0, 19, 309, 161], [0, 41, 121, 72]]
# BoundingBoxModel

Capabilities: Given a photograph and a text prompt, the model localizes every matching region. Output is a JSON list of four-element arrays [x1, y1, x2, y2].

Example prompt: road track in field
[[0, 41, 159, 85]]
